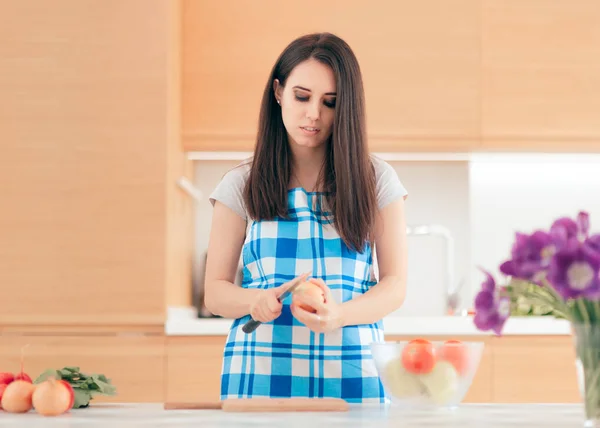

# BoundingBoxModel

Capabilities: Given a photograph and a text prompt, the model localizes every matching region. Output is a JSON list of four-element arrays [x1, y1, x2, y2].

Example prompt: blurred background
[[1, 0, 599, 404]]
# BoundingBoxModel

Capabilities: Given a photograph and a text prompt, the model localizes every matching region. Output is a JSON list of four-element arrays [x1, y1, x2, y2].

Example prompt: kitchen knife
[[241, 274, 308, 334]]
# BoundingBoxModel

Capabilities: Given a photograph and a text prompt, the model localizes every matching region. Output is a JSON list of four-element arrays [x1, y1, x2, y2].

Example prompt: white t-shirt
[[209, 155, 408, 220]]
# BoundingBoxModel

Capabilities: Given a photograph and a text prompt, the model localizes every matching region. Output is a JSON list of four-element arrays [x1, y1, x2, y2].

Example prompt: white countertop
[[1, 403, 588, 427], [165, 307, 572, 336]]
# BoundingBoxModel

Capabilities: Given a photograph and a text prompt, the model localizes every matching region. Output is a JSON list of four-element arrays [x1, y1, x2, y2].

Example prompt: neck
[[288, 143, 327, 191]]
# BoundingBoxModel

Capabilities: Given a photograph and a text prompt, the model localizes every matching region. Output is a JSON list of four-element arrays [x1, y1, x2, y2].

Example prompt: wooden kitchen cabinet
[[165, 336, 227, 402], [0, 1, 190, 330], [481, 0, 600, 152], [182, 0, 481, 153], [0, 334, 166, 403], [491, 335, 580, 403]]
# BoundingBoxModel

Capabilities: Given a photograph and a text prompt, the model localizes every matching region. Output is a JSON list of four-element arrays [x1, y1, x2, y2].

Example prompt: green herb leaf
[[91, 378, 117, 395], [33, 369, 61, 384], [72, 388, 92, 409]]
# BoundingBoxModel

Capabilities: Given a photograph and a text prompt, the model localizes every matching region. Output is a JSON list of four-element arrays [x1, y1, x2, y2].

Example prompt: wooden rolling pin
[[164, 398, 349, 412], [164, 401, 223, 410]]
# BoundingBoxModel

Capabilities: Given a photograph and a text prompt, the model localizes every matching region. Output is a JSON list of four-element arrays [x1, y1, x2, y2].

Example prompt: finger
[[292, 304, 324, 329], [293, 293, 327, 313], [250, 305, 261, 321], [252, 308, 265, 323], [257, 303, 273, 322], [266, 295, 282, 313]]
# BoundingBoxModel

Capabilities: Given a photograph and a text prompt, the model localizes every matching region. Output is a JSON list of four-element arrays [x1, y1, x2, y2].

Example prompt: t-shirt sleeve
[[208, 163, 249, 220], [372, 156, 408, 209]]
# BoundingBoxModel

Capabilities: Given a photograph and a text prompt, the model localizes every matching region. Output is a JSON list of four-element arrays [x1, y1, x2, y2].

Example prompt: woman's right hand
[[249, 273, 310, 323]]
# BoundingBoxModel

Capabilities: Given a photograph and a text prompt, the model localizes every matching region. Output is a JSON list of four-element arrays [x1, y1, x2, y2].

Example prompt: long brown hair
[[243, 32, 377, 253]]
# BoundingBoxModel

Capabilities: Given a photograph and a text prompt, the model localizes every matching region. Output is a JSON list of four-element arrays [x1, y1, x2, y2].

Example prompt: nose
[[306, 100, 320, 121]]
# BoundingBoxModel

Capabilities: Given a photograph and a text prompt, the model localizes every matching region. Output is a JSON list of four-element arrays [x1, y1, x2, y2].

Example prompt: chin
[[291, 135, 329, 149]]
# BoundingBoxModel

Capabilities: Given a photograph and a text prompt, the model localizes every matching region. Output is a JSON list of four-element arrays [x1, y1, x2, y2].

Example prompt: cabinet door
[[166, 336, 226, 403], [0, 335, 166, 403], [0, 1, 179, 329], [182, 0, 481, 152], [492, 336, 580, 403], [482, 0, 600, 151]]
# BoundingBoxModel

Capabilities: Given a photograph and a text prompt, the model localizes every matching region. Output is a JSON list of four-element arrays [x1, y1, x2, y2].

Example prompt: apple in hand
[[291, 281, 325, 313]]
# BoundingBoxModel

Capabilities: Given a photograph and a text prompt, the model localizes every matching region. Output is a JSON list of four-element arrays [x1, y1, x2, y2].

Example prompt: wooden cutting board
[[164, 398, 349, 412]]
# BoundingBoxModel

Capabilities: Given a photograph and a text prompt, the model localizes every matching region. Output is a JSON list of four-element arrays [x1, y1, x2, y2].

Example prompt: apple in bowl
[[370, 338, 484, 408]]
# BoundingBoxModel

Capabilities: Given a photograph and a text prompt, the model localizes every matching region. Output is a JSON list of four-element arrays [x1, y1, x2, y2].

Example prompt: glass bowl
[[370, 339, 485, 408]]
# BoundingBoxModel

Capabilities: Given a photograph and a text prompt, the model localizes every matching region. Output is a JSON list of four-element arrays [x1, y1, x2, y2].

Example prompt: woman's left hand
[[290, 278, 345, 334]]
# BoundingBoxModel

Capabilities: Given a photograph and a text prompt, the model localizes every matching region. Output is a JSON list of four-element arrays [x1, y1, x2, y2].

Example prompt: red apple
[[14, 373, 32, 383], [0, 373, 14, 385]]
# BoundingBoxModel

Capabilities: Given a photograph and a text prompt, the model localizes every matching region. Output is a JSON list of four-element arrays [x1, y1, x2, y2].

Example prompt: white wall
[[469, 153, 600, 296]]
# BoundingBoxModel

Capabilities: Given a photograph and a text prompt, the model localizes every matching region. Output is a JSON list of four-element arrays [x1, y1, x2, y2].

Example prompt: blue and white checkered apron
[[220, 188, 387, 403]]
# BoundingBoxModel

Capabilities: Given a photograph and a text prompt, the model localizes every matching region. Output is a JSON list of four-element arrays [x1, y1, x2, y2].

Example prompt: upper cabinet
[[0, 1, 187, 331], [481, 0, 600, 151], [182, 0, 482, 153]]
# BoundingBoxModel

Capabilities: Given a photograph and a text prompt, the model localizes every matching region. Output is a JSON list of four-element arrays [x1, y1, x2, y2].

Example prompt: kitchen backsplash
[[191, 153, 600, 318], [468, 153, 600, 301]]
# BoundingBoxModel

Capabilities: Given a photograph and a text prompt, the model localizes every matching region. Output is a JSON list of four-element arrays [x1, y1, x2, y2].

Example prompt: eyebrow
[[292, 85, 336, 96]]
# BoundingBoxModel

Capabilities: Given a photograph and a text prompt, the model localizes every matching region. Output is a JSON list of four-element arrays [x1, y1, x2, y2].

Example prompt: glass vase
[[572, 323, 600, 427]]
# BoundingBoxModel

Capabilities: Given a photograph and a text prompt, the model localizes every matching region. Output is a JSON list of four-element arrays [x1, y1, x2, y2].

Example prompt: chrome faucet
[[406, 224, 464, 316]]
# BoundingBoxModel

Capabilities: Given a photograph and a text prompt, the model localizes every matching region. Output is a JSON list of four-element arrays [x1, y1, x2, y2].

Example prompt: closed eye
[[294, 94, 336, 109]]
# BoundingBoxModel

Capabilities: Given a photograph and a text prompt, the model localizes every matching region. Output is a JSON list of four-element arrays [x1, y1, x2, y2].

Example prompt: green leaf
[[93, 379, 117, 395], [59, 369, 73, 378], [72, 388, 92, 409], [33, 369, 61, 384]]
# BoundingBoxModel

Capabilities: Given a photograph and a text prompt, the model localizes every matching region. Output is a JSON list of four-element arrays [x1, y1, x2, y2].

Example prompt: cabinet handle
[[177, 177, 202, 201]]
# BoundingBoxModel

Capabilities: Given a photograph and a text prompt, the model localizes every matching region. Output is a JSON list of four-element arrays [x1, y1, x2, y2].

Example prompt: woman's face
[[274, 58, 336, 149]]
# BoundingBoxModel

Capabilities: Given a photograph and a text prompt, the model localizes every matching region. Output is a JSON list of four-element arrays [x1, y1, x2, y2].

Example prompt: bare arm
[[203, 201, 261, 319], [338, 197, 408, 326]]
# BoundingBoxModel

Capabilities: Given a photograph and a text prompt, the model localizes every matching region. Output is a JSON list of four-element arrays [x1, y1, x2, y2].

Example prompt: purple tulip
[[475, 290, 494, 310], [551, 211, 590, 247], [473, 270, 511, 335], [547, 239, 600, 300], [481, 269, 496, 292], [550, 217, 579, 244], [584, 234, 600, 264], [499, 231, 555, 282], [578, 212, 590, 238]]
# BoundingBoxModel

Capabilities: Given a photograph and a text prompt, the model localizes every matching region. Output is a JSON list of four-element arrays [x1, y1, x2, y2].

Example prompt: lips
[[300, 126, 320, 132]]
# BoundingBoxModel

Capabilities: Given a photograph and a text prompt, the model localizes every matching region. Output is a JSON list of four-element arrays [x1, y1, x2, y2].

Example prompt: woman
[[204, 32, 408, 404]]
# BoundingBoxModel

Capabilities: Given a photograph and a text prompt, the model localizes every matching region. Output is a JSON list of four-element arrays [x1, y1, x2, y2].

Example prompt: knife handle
[[242, 318, 261, 334]]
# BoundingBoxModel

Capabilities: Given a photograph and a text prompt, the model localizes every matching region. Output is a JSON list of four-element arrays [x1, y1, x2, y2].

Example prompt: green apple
[[420, 361, 459, 405], [383, 359, 424, 398]]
